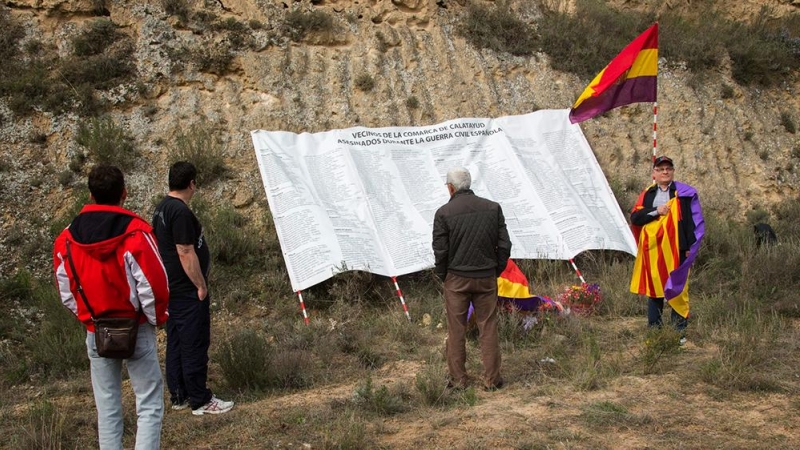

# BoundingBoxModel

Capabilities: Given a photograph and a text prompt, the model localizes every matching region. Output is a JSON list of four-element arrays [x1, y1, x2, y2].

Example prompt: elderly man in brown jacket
[[432, 167, 511, 391]]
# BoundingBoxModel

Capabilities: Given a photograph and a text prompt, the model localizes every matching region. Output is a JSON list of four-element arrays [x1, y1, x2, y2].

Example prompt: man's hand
[[198, 286, 208, 301], [656, 204, 669, 215]]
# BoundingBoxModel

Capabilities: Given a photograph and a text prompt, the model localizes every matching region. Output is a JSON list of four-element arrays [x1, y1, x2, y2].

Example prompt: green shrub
[[57, 170, 73, 186], [659, 11, 724, 73], [0, 7, 24, 63], [780, 111, 796, 134], [724, 10, 800, 87], [161, 0, 190, 22], [215, 329, 272, 391], [212, 17, 252, 50], [172, 121, 227, 185], [459, 1, 537, 56], [406, 96, 419, 109], [71, 19, 120, 56], [537, 0, 652, 79], [0, 271, 33, 343], [215, 329, 314, 391], [414, 356, 477, 407], [60, 48, 136, 91], [76, 116, 137, 170], [192, 42, 234, 74], [720, 84, 735, 99], [203, 204, 262, 265], [353, 376, 408, 416], [22, 280, 87, 379], [284, 9, 337, 43], [641, 326, 682, 374], [354, 73, 375, 92]]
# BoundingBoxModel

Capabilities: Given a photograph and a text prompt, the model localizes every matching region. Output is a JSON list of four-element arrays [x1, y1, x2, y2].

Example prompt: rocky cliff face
[[1, 0, 798, 276]]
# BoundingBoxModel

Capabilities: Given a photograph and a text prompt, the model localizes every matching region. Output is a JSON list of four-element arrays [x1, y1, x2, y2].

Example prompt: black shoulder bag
[[66, 239, 140, 359]]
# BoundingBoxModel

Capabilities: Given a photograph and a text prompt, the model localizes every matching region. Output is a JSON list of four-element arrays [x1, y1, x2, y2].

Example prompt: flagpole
[[652, 101, 658, 162]]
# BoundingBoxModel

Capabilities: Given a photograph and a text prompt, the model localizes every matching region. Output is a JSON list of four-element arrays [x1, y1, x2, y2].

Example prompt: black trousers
[[165, 293, 213, 409]]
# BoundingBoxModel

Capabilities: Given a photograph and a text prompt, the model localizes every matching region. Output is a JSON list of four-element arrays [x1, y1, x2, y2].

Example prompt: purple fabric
[[569, 76, 657, 124], [664, 181, 705, 300], [467, 296, 545, 321]]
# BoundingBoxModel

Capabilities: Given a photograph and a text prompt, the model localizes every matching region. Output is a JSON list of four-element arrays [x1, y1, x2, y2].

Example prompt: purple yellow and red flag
[[497, 259, 543, 311], [468, 259, 544, 320], [569, 23, 658, 124]]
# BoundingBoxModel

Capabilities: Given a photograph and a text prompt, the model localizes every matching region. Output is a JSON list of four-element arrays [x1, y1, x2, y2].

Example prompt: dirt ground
[[5, 316, 799, 449], [154, 318, 800, 450]]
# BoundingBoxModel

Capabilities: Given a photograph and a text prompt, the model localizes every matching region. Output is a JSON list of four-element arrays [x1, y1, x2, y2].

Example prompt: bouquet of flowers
[[557, 283, 602, 315]]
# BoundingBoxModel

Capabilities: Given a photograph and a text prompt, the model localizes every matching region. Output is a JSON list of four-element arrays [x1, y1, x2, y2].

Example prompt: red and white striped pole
[[391, 276, 411, 322], [652, 102, 658, 163], [296, 290, 310, 325], [568, 258, 586, 284]]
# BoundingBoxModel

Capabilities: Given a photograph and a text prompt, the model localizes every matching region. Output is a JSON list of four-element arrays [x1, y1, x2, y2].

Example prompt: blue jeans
[[647, 297, 688, 332], [166, 293, 212, 409], [86, 323, 164, 450]]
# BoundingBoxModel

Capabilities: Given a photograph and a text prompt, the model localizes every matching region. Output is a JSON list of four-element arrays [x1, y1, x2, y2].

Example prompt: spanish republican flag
[[569, 23, 658, 124], [497, 259, 541, 311], [629, 182, 705, 318]]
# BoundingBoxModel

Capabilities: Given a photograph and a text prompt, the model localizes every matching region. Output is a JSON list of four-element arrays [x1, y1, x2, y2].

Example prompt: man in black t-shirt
[[152, 161, 234, 416]]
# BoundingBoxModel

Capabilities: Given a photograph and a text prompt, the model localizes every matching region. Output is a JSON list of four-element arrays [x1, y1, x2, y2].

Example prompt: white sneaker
[[192, 396, 234, 416], [171, 401, 189, 411]]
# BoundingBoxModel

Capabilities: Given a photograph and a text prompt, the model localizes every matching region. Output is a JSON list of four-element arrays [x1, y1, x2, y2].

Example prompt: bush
[[459, 1, 537, 56], [71, 19, 120, 56], [76, 116, 138, 170], [204, 204, 263, 265], [0, 271, 33, 343], [212, 17, 252, 50], [60, 48, 136, 91], [171, 121, 227, 185], [414, 356, 477, 407], [537, 0, 652, 79], [215, 329, 272, 391], [161, 0, 190, 22], [659, 11, 724, 73], [215, 329, 314, 391], [724, 10, 800, 87], [354, 73, 375, 92], [193, 42, 235, 74], [0, 7, 24, 63], [284, 9, 337, 43], [780, 111, 796, 134], [353, 376, 408, 416], [26, 293, 88, 379]]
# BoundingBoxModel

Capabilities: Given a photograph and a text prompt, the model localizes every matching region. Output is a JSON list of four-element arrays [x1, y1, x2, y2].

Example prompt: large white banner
[[251, 110, 637, 291]]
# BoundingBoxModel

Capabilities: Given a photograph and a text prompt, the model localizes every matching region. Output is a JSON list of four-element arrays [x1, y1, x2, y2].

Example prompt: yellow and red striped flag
[[569, 23, 658, 124], [629, 195, 689, 317]]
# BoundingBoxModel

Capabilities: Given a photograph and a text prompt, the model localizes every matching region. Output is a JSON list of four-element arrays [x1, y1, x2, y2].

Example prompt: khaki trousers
[[444, 273, 502, 388]]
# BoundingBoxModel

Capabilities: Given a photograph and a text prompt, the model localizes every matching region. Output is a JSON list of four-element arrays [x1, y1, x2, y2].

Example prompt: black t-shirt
[[152, 196, 211, 297]]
